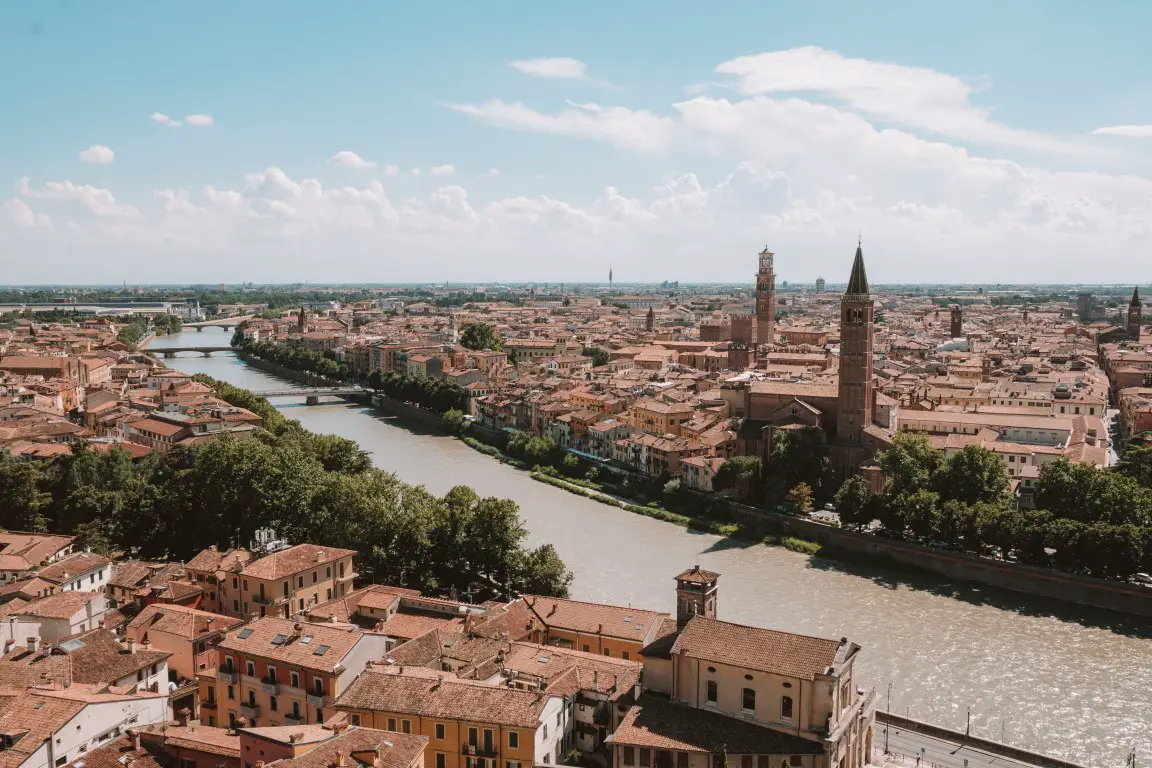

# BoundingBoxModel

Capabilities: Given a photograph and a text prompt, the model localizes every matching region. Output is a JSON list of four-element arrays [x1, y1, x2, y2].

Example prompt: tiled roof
[[612, 694, 822, 755], [0, 693, 86, 761], [525, 595, 667, 643], [12, 590, 99, 620], [336, 669, 552, 728], [217, 617, 363, 673], [127, 604, 242, 640], [675, 565, 720, 585], [240, 544, 356, 580], [185, 546, 251, 573], [136, 722, 241, 758], [264, 726, 427, 768], [37, 552, 112, 584], [63, 734, 168, 768], [376, 611, 463, 642], [107, 560, 162, 590], [499, 642, 640, 699], [64, 628, 172, 685], [670, 617, 842, 681]]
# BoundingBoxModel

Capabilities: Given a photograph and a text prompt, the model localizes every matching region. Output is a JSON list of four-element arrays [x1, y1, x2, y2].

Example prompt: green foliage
[[769, 427, 833, 501], [833, 475, 875, 529], [581, 346, 610, 367], [459, 322, 502, 351], [238, 340, 349, 381], [370, 371, 465, 414], [443, 409, 466, 433], [116, 317, 150, 349], [786, 482, 814, 513], [713, 456, 762, 501]]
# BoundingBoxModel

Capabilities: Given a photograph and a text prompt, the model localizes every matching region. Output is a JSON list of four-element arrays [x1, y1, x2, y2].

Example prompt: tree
[[713, 456, 762, 502], [770, 428, 833, 501], [834, 476, 875, 529], [876, 433, 944, 497], [1115, 441, 1152, 488], [72, 520, 114, 557], [581, 346, 610, 367], [936, 444, 1011, 505], [1035, 460, 1152, 527], [460, 323, 502, 351], [443, 409, 465, 433], [462, 497, 528, 588], [0, 452, 51, 531], [515, 544, 573, 597], [786, 482, 814, 513]]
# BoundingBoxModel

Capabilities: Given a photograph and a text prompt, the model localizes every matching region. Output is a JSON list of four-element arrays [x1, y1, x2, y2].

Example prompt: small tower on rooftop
[[675, 565, 720, 627]]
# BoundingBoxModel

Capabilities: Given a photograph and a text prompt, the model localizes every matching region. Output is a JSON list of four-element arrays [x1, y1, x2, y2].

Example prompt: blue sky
[[3, 1, 1152, 285]]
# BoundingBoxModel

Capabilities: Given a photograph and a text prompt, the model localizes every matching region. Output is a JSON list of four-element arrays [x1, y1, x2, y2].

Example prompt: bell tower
[[836, 242, 874, 445], [950, 305, 963, 338], [1128, 287, 1142, 340], [756, 247, 776, 348], [675, 565, 719, 627]]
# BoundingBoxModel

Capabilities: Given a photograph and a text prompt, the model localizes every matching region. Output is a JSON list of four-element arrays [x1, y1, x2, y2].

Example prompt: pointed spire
[[1132, 286, 1141, 305], [846, 243, 869, 295]]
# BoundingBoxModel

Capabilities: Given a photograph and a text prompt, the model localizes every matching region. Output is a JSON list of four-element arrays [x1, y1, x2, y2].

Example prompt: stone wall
[[877, 711, 1085, 768], [727, 500, 1152, 618]]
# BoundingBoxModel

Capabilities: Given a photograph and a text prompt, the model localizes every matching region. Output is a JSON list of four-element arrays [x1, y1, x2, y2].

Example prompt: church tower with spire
[[1129, 287, 1142, 340], [836, 242, 874, 447]]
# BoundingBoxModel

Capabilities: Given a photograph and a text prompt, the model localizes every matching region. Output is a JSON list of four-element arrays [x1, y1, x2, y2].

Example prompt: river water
[[158, 330, 1152, 764]]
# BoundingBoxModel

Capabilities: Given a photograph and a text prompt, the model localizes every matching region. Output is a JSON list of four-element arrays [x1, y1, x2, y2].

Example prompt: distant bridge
[[146, 346, 235, 357], [183, 314, 255, 331], [254, 387, 365, 405]]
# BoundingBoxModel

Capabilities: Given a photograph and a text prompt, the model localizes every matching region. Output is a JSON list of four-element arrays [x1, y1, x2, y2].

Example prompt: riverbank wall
[[876, 712, 1086, 768], [237, 350, 340, 387], [723, 499, 1152, 617], [372, 394, 454, 430]]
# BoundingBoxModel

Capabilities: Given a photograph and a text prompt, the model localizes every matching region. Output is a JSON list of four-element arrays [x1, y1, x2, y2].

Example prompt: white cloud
[[383, 165, 400, 176], [446, 99, 677, 153], [17, 176, 140, 219], [713, 46, 1066, 151], [510, 57, 587, 80], [410, 168, 422, 177], [430, 164, 456, 176], [484, 168, 500, 177], [79, 145, 115, 164], [185, 114, 215, 127], [1092, 125, 1152, 138], [330, 151, 377, 169], [150, 112, 181, 127], [2, 198, 52, 229]]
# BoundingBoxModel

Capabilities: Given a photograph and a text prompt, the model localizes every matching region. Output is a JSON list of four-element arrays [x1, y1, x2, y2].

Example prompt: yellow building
[[627, 401, 698, 437], [204, 543, 359, 620], [522, 595, 669, 661], [335, 668, 570, 768]]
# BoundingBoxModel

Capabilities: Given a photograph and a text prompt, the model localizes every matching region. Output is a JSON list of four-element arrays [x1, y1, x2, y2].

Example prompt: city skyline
[[3, 2, 1152, 284]]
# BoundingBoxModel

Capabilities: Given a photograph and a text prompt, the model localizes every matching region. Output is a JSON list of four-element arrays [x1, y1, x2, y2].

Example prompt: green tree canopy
[[460, 323, 503, 351]]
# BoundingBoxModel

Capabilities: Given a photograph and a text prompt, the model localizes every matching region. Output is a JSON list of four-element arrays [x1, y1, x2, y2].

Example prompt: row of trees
[[367, 370, 465, 413], [0, 376, 572, 598], [831, 433, 1152, 580], [238, 339, 350, 381]]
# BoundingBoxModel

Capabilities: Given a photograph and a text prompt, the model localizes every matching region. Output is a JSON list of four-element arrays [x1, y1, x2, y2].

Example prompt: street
[[873, 725, 1078, 768]]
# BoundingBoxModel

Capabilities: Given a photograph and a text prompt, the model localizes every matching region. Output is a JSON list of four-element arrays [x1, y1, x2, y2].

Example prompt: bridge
[[146, 346, 235, 357], [254, 387, 365, 406], [184, 314, 256, 332]]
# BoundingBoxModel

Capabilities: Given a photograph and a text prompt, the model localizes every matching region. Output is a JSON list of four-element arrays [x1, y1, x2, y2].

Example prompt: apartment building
[[0, 532, 74, 585], [125, 603, 244, 682], [335, 668, 569, 768], [202, 617, 388, 730], [523, 596, 668, 661], [185, 546, 253, 615]]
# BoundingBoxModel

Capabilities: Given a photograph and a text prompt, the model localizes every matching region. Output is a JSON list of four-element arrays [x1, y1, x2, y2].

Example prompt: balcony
[[306, 693, 327, 707], [336, 571, 359, 584], [201, 699, 217, 710], [284, 713, 305, 726], [240, 703, 261, 719], [260, 678, 279, 694], [461, 744, 499, 759], [217, 669, 238, 683], [252, 593, 286, 606]]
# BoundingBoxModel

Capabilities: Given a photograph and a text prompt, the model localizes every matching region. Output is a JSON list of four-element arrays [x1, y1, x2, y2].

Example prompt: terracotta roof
[[264, 726, 427, 768], [185, 546, 251, 573], [675, 565, 720, 585], [107, 560, 162, 590], [525, 595, 668, 642], [240, 544, 356, 580], [612, 694, 823, 755], [136, 722, 241, 758], [36, 552, 112, 585], [217, 617, 364, 673], [12, 590, 100, 620], [127, 604, 242, 641], [0, 693, 86, 762], [63, 628, 172, 685], [63, 734, 168, 768], [670, 617, 842, 681], [336, 669, 553, 728], [376, 611, 463, 642]]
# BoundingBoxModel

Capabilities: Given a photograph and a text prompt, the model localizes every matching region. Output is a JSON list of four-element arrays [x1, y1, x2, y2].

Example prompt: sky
[[3, 1, 1152, 286]]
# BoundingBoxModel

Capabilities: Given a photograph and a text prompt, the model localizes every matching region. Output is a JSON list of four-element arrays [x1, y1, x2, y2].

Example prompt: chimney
[[127, 638, 137, 654], [133, 731, 141, 751], [178, 708, 191, 727], [593, 670, 599, 690], [26, 636, 38, 654], [335, 753, 347, 768], [633, 681, 642, 700]]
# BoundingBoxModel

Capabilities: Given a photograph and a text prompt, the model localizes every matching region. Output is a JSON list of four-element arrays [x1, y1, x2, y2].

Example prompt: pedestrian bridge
[[183, 314, 255, 331]]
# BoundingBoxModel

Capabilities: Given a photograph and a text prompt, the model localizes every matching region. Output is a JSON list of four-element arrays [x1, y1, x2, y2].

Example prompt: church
[[735, 243, 895, 484]]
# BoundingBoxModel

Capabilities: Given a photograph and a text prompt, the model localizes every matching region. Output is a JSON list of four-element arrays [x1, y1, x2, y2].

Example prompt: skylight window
[[313, 644, 330, 656], [271, 633, 289, 645], [299, 636, 313, 645], [237, 628, 254, 639]]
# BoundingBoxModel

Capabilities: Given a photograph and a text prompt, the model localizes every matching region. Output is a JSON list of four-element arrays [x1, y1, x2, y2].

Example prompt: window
[[582, 645, 590, 653], [283, 580, 289, 596], [349, 714, 361, 727], [742, 688, 756, 712], [436, 755, 446, 768], [233, 578, 238, 589], [243, 580, 248, 592], [781, 696, 793, 720], [543, 756, 550, 766], [622, 651, 630, 660], [314, 678, 324, 695], [234, 600, 239, 612], [291, 671, 300, 688], [298, 576, 304, 588], [678, 755, 689, 768], [542, 725, 548, 741], [706, 680, 717, 704], [246, 661, 255, 677], [269, 696, 278, 712], [316, 708, 323, 722], [267, 666, 277, 683], [622, 749, 636, 767], [326, 588, 332, 601], [340, 562, 345, 577], [508, 731, 519, 749], [227, 685, 235, 700], [469, 728, 478, 746], [312, 571, 317, 584], [326, 566, 332, 578], [757, 758, 769, 768], [640, 749, 652, 768], [248, 690, 256, 707], [292, 702, 300, 718], [603, 649, 611, 657], [299, 598, 305, 612], [402, 720, 411, 734], [388, 718, 397, 731], [742, 757, 753, 768]]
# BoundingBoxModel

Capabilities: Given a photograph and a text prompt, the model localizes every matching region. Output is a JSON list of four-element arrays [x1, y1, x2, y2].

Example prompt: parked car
[[1133, 573, 1152, 585]]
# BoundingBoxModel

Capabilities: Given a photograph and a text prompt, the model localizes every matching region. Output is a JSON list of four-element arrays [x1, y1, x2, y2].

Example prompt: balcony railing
[[306, 693, 327, 707], [462, 744, 499, 759], [252, 593, 286, 606], [260, 679, 279, 694], [284, 714, 305, 726], [201, 700, 217, 710], [217, 669, 238, 683], [240, 703, 261, 718]]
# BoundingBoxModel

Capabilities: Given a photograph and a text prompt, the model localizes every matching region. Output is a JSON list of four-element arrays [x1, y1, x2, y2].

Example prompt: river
[[157, 330, 1152, 764]]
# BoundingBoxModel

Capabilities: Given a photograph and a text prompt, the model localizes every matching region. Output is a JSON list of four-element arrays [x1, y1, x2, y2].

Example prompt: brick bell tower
[[1128, 287, 1142, 341], [836, 241, 874, 446], [756, 246, 776, 348]]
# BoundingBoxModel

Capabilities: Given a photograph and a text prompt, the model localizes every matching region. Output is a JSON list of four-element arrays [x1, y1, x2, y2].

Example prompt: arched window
[[706, 680, 718, 704]]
